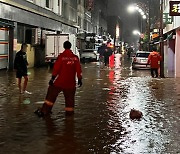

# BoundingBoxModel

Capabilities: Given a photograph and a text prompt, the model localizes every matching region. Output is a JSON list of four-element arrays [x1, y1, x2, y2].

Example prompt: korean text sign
[[169, 1, 180, 16]]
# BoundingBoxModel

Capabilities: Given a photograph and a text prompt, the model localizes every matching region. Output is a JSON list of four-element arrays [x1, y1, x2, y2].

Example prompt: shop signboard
[[169, 1, 180, 16], [163, 13, 173, 24]]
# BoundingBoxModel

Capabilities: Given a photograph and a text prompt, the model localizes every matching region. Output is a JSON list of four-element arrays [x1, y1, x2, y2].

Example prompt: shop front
[[0, 20, 14, 70], [0, 27, 9, 69]]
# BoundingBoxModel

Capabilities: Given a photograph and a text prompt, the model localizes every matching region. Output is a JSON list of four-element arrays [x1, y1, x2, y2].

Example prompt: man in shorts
[[35, 41, 82, 117], [14, 43, 31, 94]]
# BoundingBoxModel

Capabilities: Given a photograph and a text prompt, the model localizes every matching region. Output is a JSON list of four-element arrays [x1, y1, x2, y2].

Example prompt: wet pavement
[[0, 54, 179, 154]]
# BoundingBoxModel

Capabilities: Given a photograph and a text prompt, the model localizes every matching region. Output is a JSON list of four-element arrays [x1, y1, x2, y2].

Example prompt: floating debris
[[129, 109, 143, 120], [23, 99, 31, 104]]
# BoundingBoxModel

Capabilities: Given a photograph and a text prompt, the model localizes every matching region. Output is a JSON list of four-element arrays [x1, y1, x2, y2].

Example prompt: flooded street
[[0, 55, 179, 154]]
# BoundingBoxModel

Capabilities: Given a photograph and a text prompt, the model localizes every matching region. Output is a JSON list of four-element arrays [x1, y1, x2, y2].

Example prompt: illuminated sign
[[152, 33, 159, 39], [169, 1, 180, 16], [163, 13, 173, 24]]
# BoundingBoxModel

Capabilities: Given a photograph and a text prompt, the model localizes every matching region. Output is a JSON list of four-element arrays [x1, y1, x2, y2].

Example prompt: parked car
[[80, 49, 98, 62], [132, 51, 151, 69]]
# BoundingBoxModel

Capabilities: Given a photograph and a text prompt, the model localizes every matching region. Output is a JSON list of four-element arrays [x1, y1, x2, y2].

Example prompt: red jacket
[[147, 51, 161, 68], [52, 49, 82, 89]]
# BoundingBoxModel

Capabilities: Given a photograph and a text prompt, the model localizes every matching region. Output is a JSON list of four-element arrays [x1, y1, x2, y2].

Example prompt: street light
[[127, 3, 150, 51], [133, 30, 140, 36], [127, 4, 147, 19], [142, 15, 147, 19], [127, 5, 136, 13]]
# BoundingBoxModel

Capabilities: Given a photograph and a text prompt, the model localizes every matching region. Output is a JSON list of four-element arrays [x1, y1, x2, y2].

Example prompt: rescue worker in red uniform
[[147, 47, 161, 78], [35, 41, 82, 117]]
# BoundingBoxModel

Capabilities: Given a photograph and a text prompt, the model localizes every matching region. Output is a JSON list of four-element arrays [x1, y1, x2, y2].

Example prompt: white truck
[[45, 33, 78, 66]]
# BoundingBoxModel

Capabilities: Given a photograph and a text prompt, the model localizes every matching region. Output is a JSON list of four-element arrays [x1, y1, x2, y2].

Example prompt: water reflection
[[45, 116, 79, 154], [105, 61, 179, 153], [0, 58, 179, 153], [18, 95, 31, 105]]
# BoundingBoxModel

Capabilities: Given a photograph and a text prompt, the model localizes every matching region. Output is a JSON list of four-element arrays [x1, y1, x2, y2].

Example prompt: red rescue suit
[[41, 49, 82, 115], [147, 51, 161, 68], [53, 49, 82, 88]]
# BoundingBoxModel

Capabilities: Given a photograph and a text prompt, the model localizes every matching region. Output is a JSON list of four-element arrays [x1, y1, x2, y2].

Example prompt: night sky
[[107, 0, 160, 45]]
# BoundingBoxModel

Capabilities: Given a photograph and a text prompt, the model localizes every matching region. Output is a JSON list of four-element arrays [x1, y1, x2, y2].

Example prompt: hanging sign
[[163, 13, 173, 24], [169, 1, 180, 16]]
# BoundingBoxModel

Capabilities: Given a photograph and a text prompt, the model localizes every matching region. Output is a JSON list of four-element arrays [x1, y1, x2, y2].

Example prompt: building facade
[[163, 0, 180, 77], [0, 0, 108, 70], [0, 0, 79, 69]]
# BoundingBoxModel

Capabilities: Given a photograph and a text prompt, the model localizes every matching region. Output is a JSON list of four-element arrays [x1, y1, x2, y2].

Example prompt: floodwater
[[0, 54, 179, 154]]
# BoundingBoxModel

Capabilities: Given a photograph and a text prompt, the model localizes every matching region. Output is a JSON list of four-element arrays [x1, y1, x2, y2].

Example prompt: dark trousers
[[104, 56, 109, 66], [151, 68, 158, 78], [41, 85, 76, 114], [45, 85, 76, 108]]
